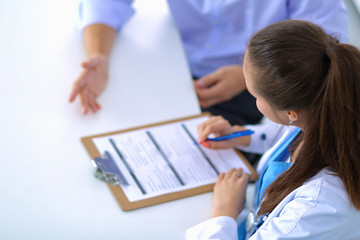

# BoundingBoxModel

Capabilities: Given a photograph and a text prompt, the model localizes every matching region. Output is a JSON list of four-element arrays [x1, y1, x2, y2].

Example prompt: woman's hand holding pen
[[197, 116, 252, 149]]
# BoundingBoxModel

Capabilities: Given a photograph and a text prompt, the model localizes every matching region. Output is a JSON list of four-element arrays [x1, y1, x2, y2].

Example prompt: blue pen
[[195, 130, 255, 145], [205, 129, 255, 142]]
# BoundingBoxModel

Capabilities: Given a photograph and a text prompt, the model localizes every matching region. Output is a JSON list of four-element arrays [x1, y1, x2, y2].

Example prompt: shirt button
[[206, 44, 211, 49], [213, 21, 218, 25]]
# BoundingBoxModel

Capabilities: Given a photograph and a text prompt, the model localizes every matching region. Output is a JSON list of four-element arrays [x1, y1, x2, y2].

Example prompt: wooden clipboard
[[81, 113, 258, 211]]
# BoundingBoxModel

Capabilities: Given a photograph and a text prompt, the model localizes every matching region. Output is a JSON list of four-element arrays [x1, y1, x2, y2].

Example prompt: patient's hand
[[68, 54, 109, 114]]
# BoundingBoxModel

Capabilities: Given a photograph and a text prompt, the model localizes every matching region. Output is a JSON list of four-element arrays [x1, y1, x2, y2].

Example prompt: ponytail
[[318, 43, 360, 209]]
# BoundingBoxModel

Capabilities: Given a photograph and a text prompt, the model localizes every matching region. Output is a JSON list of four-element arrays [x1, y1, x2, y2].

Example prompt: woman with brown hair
[[186, 20, 360, 239]]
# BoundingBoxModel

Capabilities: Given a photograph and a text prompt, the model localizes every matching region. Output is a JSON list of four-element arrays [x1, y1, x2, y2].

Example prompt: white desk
[[0, 1, 212, 239]]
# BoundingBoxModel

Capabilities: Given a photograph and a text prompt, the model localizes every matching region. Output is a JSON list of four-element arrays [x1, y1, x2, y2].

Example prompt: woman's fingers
[[197, 116, 231, 144]]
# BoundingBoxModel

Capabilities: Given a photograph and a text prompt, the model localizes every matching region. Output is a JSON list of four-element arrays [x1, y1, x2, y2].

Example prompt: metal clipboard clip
[[91, 151, 129, 186]]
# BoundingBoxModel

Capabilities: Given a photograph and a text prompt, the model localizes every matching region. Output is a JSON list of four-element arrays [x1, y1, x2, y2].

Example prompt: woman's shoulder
[[295, 168, 349, 206], [288, 168, 360, 225], [256, 168, 360, 239]]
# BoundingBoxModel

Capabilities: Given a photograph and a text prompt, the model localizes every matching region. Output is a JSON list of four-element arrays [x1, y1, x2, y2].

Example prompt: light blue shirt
[[79, 0, 348, 77]]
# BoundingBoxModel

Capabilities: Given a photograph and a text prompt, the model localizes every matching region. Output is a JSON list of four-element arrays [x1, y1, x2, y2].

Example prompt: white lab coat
[[186, 124, 360, 240]]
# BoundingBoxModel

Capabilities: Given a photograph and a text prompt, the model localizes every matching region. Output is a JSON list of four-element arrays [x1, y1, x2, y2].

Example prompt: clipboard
[[81, 113, 258, 211]]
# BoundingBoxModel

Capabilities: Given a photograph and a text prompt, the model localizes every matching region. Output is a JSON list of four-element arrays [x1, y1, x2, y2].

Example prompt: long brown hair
[[246, 20, 360, 215]]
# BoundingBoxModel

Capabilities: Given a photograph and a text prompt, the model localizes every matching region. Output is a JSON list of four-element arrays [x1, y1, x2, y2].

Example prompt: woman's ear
[[287, 110, 299, 124]]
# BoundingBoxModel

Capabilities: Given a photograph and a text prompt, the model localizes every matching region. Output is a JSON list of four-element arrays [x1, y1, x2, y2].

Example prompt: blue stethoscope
[[245, 127, 301, 236]]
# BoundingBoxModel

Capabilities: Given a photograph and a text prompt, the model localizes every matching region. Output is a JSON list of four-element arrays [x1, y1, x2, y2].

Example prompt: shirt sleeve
[[237, 121, 287, 155], [288, 0, 349, 42], [186, 216, 238, 240], [78, 0, 136, 31]]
